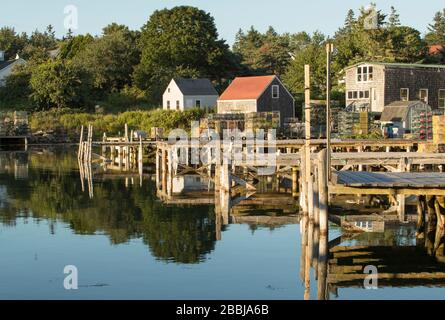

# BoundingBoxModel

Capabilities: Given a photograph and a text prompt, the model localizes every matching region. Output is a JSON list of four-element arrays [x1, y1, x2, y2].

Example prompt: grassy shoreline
[[27, 107, 208, 139]]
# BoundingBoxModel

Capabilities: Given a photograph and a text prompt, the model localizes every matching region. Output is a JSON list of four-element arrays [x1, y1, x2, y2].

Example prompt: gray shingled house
[[162, 78, 219, 111], [344, 62, 445, 113]]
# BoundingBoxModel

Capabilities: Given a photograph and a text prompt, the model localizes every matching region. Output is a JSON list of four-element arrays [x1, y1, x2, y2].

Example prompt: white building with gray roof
[[162, 78, 219, 111]]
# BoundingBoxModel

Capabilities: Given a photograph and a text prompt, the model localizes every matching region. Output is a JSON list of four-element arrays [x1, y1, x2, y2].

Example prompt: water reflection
[[300, 218, 445, 300], [1, 147, 445, 299]]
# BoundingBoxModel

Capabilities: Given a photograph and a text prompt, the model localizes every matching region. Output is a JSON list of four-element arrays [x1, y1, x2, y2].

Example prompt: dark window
[[364, 90, 370, 99], [195, 100, 201, 108], [167, 101, 171, 110], [176, 100, 180, 110], [419, 89, 428, 104], [439, 90, 445, 109], [400, 88, 409, 101], [272, 85, 279, 99]]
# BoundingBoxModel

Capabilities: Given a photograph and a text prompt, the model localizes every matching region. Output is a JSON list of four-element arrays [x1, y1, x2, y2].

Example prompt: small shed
[[380, 101, 433, 139]]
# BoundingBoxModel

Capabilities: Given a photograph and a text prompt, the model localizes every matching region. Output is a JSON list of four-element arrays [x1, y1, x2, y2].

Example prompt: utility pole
[[326, 43, 334, 183]]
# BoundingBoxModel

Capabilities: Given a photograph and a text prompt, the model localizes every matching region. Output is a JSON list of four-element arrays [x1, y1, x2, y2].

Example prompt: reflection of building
[[0, 185, 8, 209], [172, 175, 210, 193]]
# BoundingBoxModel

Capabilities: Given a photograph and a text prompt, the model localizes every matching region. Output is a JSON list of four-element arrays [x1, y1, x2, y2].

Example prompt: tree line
[[0, 4, 444, 114]]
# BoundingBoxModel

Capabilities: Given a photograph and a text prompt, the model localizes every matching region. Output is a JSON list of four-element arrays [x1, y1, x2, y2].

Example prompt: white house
[[162, 78, 218, 111], [0, 51, 26, 86]]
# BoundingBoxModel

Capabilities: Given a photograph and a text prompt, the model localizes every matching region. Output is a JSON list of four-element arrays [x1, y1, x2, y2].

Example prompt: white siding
[[162, 79, 184, 111], [162, 80, 218, 111], [217, 100, 258, 114], [184, 95, 218, 109]]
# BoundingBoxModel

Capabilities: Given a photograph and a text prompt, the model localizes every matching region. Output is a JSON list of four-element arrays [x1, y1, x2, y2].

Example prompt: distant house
[[162, 78, 218, 111], [0, 51, 26, 86], [217, 75, 295, 127], [344, 62, 445, 113]]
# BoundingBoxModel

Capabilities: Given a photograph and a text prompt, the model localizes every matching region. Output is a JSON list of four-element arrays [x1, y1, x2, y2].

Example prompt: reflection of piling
[[317, 234, 328, 300]]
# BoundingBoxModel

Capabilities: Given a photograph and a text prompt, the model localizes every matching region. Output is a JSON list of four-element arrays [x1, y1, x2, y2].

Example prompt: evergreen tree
[[388, 6, 401, 28], [425, 9, 445, 45]]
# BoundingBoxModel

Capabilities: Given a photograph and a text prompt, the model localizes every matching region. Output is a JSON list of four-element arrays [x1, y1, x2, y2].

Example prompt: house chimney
[[0, 51, 5, 62]]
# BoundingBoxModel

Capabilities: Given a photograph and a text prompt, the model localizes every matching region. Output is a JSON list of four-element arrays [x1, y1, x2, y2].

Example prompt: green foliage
[[425, 9, 445, 45], [73, 24, 140, 92], [134, 6, 239, 104], [233, 26, 292, 75], [59, 34, 94, 60], [282, 32, 327, 98], [30, 60, 91, 110], [0, 64, 32, 110], [0, 27, 27, 60]]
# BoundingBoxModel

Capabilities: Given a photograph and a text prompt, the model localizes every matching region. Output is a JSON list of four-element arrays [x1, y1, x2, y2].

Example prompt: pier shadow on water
[[0, 146, 445, 299]]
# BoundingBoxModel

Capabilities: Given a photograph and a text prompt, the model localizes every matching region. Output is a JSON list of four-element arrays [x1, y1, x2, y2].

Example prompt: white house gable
[[163, 79, 184, 111]]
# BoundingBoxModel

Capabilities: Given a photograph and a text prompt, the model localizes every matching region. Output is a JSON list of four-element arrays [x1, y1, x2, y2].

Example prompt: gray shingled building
[[344, 62, 445, 113]]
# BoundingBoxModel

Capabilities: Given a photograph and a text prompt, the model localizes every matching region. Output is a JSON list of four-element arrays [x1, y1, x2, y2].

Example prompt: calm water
[[0, 147, 445, 300]]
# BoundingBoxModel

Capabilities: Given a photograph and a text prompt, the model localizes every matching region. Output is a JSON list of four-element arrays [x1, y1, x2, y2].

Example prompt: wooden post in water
[[397, 157, 407, 221], [292, 167, 298, 198], [300, 150, 308, 212], [313, 166, 320, 226], [304, 64, 311, 214], [308, 168, 314, 220], [89, 125, 93, 163], [138, 137, 143, 184], [318, 149, 329, 236], [78, 125, 84, 160]]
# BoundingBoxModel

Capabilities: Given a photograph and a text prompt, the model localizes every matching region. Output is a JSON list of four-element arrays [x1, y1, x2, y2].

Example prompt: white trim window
[[419, 89, 428, 104], [400, 88, 409, 101], [176, 100, 180, 110], [195, 100, 201, 108], [357, 65, 373, 83], [348, 90, 369, 99], [272, 85, 279, 99], [167, 100, 171, 110], [439, 89, 445, 110]]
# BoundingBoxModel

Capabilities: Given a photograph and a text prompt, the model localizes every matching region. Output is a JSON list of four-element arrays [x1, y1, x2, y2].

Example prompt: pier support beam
[[318, 149, 329, 236]]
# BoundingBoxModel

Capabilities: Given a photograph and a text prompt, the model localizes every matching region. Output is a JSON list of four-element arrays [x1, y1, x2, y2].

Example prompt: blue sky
[[1, 0, 444, 45]]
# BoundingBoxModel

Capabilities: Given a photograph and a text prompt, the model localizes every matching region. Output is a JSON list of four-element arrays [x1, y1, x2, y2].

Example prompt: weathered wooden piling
[[318, 149, 329, 236]]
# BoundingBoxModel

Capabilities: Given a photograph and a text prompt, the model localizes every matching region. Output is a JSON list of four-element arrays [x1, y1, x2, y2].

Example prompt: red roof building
[[217, 75, 295, 127], [429, 44, 444, 55]]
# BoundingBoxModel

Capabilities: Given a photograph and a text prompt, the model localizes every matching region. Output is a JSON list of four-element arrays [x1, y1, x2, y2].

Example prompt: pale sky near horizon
[[1, 0, 444, 46]]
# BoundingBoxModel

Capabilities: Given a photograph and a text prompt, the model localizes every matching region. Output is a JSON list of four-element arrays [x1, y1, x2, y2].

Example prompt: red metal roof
[[429, 44, 444, 55], [218, 75, 275, 101]]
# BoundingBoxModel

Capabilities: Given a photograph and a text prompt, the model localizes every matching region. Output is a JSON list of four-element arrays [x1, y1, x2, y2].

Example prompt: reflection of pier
[[0, 151, 29, 180], [301, 215, 445, 299]]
